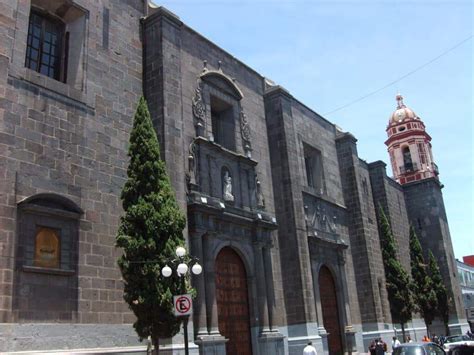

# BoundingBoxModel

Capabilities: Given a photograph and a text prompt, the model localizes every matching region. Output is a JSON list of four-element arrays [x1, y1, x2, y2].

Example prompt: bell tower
[[385, 94, 438, 184]]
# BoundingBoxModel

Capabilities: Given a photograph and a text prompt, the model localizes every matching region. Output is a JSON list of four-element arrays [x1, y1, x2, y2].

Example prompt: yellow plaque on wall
[[34, 227, 60, 268]]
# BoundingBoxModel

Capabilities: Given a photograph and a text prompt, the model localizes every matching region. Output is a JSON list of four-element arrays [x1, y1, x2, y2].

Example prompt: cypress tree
[[409, 226, 438, 335], [428, 250, 451, 335], [116, 96, 187, 354], [378, 208, 414, 341]]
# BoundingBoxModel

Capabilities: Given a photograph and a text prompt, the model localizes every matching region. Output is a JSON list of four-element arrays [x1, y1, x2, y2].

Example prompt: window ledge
[[195, 136, 258, 166], [302, 188, 347, 210], [8, 67, 93, 110], [22, 265, 75, 276]]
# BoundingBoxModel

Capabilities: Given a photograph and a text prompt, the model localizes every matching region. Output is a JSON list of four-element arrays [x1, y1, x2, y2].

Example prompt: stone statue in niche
[[186, 140, 197, 189], [256, 178, 265, 209], [223, 170, 234, 202]]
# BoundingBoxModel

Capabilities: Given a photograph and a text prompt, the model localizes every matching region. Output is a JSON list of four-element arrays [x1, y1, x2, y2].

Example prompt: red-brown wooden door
[[215, 247, 253, 355], [319, 265, 344, 355]]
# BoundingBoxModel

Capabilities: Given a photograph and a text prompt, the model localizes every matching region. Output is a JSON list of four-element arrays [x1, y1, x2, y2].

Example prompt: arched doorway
[[319, 265, 344, 355], [215, 247, 252, 355]]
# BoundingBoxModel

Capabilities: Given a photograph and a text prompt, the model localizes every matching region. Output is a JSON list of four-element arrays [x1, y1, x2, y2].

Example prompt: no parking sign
[[173, 294, 192, 316]]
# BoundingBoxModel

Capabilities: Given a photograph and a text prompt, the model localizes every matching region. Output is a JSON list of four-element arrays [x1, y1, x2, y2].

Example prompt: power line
[[323, 35, 473, 116], [0, 254, 187, 265]]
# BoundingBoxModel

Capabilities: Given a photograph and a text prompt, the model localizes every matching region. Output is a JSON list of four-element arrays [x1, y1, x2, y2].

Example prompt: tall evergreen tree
[[409, 226, 438, 335], [428, 250, 451, 335], [116, 97, 187, 354], [378, 208, 414, 341]]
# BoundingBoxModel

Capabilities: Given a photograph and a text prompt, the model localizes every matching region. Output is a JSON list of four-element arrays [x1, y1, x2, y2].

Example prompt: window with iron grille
[[417, 142, 427, 165], [25, 10, 65, 81]]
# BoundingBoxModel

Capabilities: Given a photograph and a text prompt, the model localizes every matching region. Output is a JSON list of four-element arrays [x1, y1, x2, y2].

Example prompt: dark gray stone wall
[[264, 87, 314, 328], [369, 161, 411, 272], [0, 0, 144, 350], [1, 2, 466, 352], [403, 178, 465, 320], [265, 87, 362, 345], [143, 7, 286, 333], [336, 134, 390, 329]]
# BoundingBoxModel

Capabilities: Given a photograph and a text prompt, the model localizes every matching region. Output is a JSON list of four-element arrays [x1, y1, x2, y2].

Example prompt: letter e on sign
[[173, 294, 192, 316]]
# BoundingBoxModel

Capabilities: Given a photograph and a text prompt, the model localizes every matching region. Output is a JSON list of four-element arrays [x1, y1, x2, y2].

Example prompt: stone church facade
[[0, 1, 468, 354]]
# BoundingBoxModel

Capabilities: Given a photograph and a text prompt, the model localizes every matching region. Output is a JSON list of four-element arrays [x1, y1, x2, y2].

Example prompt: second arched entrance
[[215, 247, 253, 355], [319, 265, 344, 355]]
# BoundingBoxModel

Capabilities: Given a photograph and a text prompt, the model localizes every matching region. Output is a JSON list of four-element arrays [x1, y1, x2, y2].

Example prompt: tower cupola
[[385, 94, 438, 184], [389, 94, 418, 124]]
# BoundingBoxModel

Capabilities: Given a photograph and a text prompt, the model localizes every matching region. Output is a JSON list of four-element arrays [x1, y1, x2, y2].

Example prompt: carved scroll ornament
[[192, 79, 206, 137], [240, 110, 252, 157]]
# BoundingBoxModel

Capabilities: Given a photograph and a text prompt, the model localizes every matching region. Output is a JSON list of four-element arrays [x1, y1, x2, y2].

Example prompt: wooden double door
[[215, 247, 253, 355], [319, 265, 344, 355]]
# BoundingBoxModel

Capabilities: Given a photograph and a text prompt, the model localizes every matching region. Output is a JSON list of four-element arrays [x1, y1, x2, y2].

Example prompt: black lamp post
[[161, 247, 202, 355]]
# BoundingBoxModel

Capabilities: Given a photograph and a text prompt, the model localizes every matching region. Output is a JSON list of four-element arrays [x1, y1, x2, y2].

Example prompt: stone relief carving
[[240, 110, 252, 157], [192, 79, 206, 137], [305, 201, 337, 234], [256, 177, 265, 210], [223, 169, 234, 202]]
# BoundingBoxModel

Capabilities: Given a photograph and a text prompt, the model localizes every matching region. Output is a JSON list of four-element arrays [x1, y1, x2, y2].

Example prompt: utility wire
[[323, 35, 473, 116], [0, 254, 189, 265]]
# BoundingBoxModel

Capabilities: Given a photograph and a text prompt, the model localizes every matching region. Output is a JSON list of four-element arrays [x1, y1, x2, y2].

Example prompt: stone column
[[337, 251, 353, 328], [203, 234, 219, 334], [311, 260, 328, 335], [262, 245, 275, 331], [311, 260, 329, 354], [191, 232, 208, 336], [254, 241, 270, 332]]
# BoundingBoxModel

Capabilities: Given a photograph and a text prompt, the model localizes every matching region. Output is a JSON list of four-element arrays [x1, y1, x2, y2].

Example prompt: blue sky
[[155, 0, 473, 259]]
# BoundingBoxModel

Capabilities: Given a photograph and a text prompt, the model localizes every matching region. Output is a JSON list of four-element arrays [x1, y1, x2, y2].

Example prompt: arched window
[[402, 146, 413, 172], [200, 70, 244, 152]]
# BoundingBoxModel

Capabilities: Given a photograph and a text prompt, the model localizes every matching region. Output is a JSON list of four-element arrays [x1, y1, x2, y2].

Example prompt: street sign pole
[[183, 315, 189, 355], [162, 248, 202, 355], [180, 276, 189, 355], [173, 293, 192, 355]]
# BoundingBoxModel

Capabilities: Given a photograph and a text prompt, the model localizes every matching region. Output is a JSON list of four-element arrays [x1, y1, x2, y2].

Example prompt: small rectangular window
[[34, 226, 60, 269], [26, 11, 64, 81], [210, 95, 235, 150], [417, 142, 427, 165], [303, 143, 325, 193]]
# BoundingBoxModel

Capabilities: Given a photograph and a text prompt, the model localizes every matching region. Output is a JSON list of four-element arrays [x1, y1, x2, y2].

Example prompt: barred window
[[26, 10, 65, 81], [417, 142, 427, 165]]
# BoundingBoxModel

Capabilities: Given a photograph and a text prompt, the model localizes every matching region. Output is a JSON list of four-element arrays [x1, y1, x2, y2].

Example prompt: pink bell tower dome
[[385, 94, 439, 185]]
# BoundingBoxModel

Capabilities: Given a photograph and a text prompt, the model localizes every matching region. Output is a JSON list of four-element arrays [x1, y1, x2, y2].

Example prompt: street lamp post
[[161, 246, 202, 355]]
